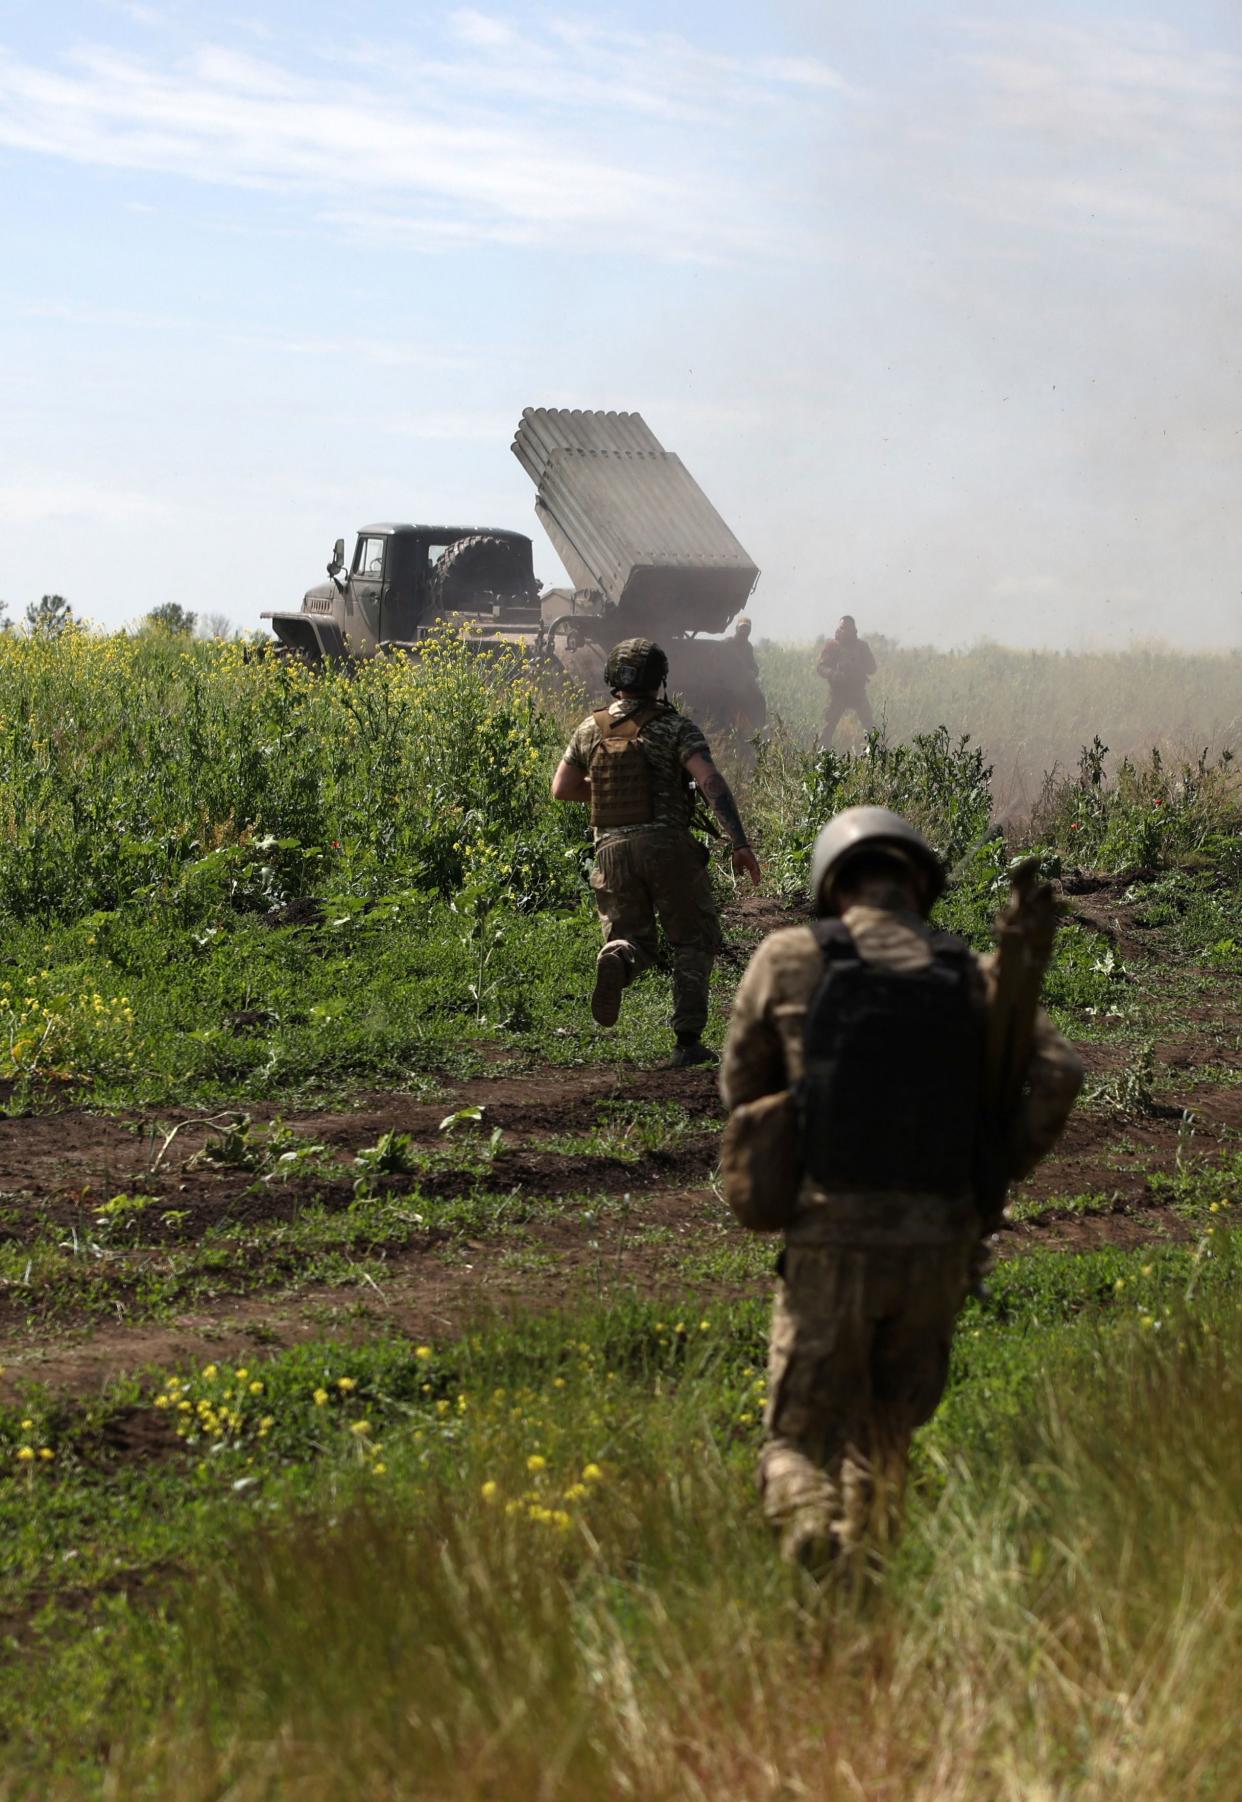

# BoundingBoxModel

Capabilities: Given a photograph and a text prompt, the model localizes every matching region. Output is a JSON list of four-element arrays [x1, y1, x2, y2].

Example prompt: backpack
[[796, 920, 985, 1196], [588, 705, 659, 829]]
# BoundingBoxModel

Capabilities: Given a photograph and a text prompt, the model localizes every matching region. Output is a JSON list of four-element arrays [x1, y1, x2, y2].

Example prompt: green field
[[2, 624, 1241, 1798]]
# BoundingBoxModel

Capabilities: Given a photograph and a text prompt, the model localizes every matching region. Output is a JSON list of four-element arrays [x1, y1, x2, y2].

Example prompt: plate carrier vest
[[589, 705, 660, 829], [796, 919, 986, 1196]]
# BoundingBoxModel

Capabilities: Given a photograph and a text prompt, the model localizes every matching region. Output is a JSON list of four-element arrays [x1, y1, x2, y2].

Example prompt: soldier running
[[552, 637, 761, 1068], [721, 807, 1082, 1579], [816, 615, 877, 746]]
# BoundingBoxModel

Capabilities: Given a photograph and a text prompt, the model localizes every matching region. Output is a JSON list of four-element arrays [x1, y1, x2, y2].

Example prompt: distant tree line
[[0, 597, 240, 639]]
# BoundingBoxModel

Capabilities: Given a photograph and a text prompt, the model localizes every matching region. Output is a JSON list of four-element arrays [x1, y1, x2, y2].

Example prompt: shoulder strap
[[810, 919, 858, 965], [593, 704, 658, 741]]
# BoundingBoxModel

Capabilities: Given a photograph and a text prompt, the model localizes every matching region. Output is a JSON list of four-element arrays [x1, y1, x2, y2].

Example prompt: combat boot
[[670, 1032, 717, 1069], [591, 944, 629, 1027]]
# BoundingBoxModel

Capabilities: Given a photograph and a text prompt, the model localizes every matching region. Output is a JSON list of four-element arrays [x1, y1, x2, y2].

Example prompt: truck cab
[[262, 523, 541, 662]]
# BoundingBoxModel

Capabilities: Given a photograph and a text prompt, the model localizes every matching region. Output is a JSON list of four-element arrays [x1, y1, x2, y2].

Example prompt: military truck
[[261, 409, 765, 733]]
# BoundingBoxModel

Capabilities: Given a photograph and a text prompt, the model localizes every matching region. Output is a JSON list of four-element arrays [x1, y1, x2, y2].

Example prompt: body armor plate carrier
[[589, 706, 658, 829], [797, 920, 985, 1196]]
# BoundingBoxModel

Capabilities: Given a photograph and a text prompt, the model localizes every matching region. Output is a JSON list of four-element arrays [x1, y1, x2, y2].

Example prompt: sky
[[1, 0, 1240, 648]]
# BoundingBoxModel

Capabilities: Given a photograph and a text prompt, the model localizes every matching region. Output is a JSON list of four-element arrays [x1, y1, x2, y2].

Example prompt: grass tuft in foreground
[[1, 1230, 1240, 1798]]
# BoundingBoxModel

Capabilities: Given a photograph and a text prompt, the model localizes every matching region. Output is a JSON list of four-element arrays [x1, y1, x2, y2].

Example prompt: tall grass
[[28, 1240, 1242, 1800], [0, 625, 581, 923], [2, 626, 1238, 1097], [759, 639, 1242, 813]]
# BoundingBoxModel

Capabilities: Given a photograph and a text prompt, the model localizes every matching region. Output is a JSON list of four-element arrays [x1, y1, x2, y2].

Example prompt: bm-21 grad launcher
[[261, 408, 765, 734]]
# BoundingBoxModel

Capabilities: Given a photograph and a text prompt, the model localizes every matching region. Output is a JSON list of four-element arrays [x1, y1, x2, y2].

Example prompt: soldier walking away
[[720, 807, 1082, 1581], [817, 616, 876, 746], [552, 637, 761, 1069]]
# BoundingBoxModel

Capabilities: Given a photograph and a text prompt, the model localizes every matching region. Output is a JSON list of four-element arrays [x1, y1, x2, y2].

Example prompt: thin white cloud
[[0, 479, 171, 527], [948, 18, 1242, 247], [0, 19, 848, 260], [382, 408, 516, 441]]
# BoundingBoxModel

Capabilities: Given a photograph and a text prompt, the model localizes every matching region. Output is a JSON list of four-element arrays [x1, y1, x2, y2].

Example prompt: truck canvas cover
[[512, 408, 758, 637]]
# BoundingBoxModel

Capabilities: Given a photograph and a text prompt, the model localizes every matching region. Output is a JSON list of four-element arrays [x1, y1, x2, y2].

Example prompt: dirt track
[[1, 1007, 1239, 1398]]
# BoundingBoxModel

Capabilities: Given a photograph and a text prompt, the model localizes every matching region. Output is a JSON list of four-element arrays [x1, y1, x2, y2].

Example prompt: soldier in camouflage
[[817, 615, 877, 746], [721, 808, 1082, 1578], [552, 637, 761, 1068]]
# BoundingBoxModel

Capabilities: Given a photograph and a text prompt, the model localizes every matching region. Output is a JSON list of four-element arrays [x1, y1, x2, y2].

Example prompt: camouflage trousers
[[589, 828, 722, 1038], [760, 1236, 975, 1578], [821, 687, 874, 747]]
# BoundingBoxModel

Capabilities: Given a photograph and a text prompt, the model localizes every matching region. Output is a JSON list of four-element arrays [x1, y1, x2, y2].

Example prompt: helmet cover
[[605, 638, 669, 694]]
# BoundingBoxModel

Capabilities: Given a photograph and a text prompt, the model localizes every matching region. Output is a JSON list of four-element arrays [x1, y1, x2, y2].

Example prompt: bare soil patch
[[1, 891, 1239, 1399]]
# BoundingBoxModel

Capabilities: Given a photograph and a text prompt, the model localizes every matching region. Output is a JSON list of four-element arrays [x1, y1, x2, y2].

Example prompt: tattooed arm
[[684, 751, 761, 885]]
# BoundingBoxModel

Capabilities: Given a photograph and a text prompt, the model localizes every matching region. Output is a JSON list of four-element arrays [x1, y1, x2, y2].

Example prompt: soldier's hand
[[731, 846, 761, 886]]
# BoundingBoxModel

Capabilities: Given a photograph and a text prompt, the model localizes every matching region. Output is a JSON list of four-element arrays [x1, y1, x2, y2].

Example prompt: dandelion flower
[[249, 1381, 263, 1395], [20, 1419, 33, 1431], [583, 1463, 604, 1483], [415, 1345, 433, 1361], [337, 1377, 356, 1392], [526, 1453, 547, 1473], [16, 1446, 35, 1462], [313, 1388, 329, 1407], [481, 1480, 499, 1502], [351, 1420, 371, 1436], [38, 1447, 54, 1461]]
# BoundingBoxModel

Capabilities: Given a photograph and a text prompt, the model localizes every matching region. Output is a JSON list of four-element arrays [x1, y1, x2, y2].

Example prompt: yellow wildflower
[[526, 1453, 547, 1473], [313, 1388, 329, 1406], [583, 1463, 604, 1483]]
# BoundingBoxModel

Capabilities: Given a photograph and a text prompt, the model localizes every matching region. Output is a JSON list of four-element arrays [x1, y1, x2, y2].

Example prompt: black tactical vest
[[796, 920, 985, 1196]]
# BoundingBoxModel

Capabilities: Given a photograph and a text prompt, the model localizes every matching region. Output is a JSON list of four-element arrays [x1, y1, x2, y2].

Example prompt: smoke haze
[[1, 2, 1238, 649]]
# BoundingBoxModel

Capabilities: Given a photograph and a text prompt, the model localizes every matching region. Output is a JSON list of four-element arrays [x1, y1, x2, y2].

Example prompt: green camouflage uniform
[[563, 700, 722, 1038], [720, 904, 1082, 1575]]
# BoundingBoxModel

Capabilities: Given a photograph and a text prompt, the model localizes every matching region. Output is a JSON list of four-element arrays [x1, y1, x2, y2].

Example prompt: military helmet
[[809, 807, 944, 916], [605, 638, 669, 694]]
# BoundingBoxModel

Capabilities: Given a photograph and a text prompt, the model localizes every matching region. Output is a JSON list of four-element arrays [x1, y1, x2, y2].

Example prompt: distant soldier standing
[[817, 615, 876, 746], [721, 808, 1082, 1578], [552, 637, 761, 1068]]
